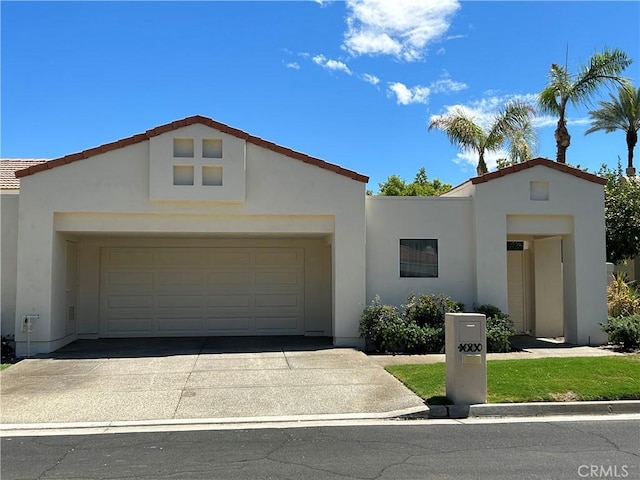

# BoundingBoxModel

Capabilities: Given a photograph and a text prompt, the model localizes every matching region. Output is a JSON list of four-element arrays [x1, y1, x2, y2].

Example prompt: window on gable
[[400, 239, 438, 278], [173, 138, 194, 158]]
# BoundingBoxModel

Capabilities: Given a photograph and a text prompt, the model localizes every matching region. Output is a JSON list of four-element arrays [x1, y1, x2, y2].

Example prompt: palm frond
[[538, 64, 569, 115], [585, 84, 640, 135], [570, 47, 632, 107], [428, 108, 484, 153]]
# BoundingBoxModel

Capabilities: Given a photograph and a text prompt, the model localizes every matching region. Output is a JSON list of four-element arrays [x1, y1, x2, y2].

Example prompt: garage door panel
[[157, 295, 203, 309], [207, 250, 253, 266], [205, 316, 252, 332], [157, 250, 204, 266], [157, 317, 203, 332], [255, 316, 300, 332], [206, 271, 252, 285], [255, 249, 302, 266], [255, 294, 299, 308], [107, 294, 154, 309], [106, 318, 153, 333], [101, 246, 305, 336], [255, 271, 301, 285], [158, 271, 203, 287], [206, 294, 251, 308], [106, 249, 154, 267], [107, 272, 154, 288]]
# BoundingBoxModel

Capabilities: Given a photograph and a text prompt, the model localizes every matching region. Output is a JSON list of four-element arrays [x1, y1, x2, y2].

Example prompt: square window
[[202, 165, 223, 186], [203, 139, 223, 158], [173, 165, 194, 185], [173, 138, 194, 158], [400, 239, 438, 278], [530, 181, 549, 201]]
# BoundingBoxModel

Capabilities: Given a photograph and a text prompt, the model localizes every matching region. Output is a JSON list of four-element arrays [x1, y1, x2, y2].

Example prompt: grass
[[0, 364, 11, 371], [386, 355, 640, 404]]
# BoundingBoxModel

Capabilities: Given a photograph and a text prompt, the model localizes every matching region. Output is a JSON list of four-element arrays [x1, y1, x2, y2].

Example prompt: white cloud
[[429, 78, 467, 93], [362, 73, 380, 85], [285, 62, 300, 70], [343, 0, 461, 61], [431, 92, 538, 129], [453, 149, 508, 173], [387, 77, 467, 105], [388, 82, 431, 105], [312, 54, 352, 75]]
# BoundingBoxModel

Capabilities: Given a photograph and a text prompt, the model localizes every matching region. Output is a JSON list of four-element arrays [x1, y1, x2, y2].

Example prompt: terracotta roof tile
[[469, 157, 607, 186], [0, 159, 49, 190], [15, 116, 369, 183]]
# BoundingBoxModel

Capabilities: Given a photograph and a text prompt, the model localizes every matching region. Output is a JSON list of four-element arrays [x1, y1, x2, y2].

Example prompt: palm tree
[[585, 84, 640, 176], [428, 100, 536, 175], [538, 47, 632, 164]]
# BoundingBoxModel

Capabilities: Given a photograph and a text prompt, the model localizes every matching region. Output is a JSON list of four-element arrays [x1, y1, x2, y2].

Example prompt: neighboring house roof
[[0, 159, 48, 190], [14, 115, 369, 183], [471, 157, 608, 185]]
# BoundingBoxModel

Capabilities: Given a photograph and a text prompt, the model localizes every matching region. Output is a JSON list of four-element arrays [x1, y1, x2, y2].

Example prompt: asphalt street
[[2, 418, 639, 480]]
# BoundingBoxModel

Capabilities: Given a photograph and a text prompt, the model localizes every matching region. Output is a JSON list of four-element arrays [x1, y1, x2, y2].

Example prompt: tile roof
[[0, 159, 48, 190], [14, 115, 369, 183], [469, 157, 608, 186]]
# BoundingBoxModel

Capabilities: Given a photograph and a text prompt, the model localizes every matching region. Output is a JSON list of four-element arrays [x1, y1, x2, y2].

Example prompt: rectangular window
[[202, 165, 223, 186], [203, 139, 223, 158], [173, 165, 194, 185], [173, 138, 194, 158], [400, 239, 438, 278]]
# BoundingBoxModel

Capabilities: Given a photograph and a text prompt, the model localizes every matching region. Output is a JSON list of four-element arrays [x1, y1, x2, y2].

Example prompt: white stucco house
[[0, 115, 609, 356]]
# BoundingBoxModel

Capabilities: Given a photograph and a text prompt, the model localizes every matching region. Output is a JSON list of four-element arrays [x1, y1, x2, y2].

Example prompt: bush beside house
[[602, 273, 640, 349], [360, 294, 516, 354]]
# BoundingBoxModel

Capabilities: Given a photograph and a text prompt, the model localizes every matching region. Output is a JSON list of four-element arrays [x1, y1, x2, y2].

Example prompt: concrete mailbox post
[[445, 312, 487, 404]]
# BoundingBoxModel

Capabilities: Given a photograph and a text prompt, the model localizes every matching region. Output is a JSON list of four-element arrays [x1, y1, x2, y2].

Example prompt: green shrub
[[601, 315, 640, 350], [361, 296, 515, 354], [474, 303, 503, 319], [486, 315, 516, 352], [475, 304, 516, 353], [360, 293, 460, 353], [359, 297, 403, 352], [403, 293, 463, 329]]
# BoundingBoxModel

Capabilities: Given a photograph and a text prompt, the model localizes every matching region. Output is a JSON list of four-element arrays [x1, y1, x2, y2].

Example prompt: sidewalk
[[368, 336, 624, 367]]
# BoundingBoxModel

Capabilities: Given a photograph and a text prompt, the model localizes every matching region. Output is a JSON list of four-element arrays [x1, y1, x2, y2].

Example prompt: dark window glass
[[400, 239, 438, 278]]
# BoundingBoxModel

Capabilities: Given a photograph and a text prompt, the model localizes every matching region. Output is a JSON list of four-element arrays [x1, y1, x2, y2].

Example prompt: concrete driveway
[[0, 337, 426, 425]]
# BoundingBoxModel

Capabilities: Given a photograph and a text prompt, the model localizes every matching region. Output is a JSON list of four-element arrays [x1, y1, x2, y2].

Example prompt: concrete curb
[[0, 405, 431, 436], [405, 400, 640, 419]]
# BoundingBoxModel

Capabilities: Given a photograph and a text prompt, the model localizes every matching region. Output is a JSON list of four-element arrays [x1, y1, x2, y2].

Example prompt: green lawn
[[386, 356, 640, 404], [0, 364, 11, 371]]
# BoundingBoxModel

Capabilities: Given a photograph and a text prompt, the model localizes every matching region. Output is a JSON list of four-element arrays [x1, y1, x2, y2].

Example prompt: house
[[0, 115, 609, 356]]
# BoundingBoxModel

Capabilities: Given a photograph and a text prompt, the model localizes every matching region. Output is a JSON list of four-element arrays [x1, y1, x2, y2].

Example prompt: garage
[[100, 246, 305, 336]]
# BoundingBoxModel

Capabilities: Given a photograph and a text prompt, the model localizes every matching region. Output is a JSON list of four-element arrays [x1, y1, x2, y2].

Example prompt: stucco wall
[[14, 123, 366, 354], [365, 196, 476, 310], [1, 193, 19, 337], [472, 165, 607, 344]]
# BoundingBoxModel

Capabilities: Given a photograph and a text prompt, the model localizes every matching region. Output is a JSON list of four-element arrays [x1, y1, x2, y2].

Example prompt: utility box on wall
[[445, 312, 487, 404]]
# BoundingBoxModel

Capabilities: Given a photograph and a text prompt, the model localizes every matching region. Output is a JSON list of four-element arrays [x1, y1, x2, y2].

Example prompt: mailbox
[[445, 312, 487, 404]]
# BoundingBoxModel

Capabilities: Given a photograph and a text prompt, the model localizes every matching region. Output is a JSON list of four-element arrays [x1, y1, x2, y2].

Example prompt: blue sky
[[2, 1, 639, 190]]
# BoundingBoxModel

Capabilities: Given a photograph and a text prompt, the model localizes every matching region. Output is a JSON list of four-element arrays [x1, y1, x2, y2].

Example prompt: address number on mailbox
[[458, 343, 482, 353]]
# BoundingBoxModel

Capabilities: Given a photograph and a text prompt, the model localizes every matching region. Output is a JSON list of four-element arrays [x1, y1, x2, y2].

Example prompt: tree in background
[[374, 167, 451, 196], [538, 47, 632, 165], [598, 161, 640, 264], [586, 84, 640, 176], [428, 100, 536, 176]]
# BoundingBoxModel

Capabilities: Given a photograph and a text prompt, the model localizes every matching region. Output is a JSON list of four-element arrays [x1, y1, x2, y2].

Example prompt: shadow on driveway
[[44, 336, 336, 359]]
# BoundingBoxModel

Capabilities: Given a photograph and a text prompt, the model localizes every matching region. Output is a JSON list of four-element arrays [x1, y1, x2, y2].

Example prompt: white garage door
[[100, 247, 304, 336]]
